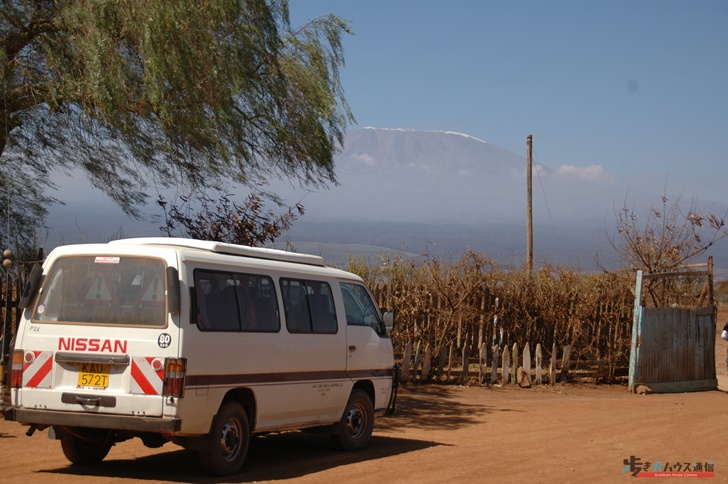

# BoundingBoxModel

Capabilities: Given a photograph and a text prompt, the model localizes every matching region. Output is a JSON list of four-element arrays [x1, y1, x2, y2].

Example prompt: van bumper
[[9, 408, 181, 433]]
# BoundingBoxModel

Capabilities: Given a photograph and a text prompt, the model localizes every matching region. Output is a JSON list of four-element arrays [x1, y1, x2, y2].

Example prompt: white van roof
[[109, 238, 325, 267]]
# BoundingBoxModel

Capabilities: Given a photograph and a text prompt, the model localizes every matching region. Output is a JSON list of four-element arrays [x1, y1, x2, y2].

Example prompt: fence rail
[[397, 341, 629, 387]]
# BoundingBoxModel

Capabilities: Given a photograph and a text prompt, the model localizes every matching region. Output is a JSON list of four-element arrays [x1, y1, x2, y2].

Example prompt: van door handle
[[348, 345, 357, 351], [62, 393, 116, 407], [76, 396, 101, 406]]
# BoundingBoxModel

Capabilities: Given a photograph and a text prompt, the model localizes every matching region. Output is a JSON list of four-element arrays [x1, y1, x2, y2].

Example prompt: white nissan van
[[6, 238, 397, 475]]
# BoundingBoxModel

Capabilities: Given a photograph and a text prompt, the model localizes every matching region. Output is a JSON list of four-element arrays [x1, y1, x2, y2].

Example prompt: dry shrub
[[351, 253, 635, 370]]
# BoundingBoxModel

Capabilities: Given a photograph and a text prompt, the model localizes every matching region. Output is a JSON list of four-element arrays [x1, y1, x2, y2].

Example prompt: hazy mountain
[[44, 127, 728, 274], [271, 128, 727, 271], [268, 127, 621, 226]]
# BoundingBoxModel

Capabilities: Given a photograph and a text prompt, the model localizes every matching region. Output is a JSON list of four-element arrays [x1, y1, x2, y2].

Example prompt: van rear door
[[13, 250, 181, 419]]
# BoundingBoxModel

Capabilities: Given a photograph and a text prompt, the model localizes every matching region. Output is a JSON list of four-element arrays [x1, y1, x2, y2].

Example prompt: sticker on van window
[[94, 257, 120, 264], [158, 333, 172, 348]]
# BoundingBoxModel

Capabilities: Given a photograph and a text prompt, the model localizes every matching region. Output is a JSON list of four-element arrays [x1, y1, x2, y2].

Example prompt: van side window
[[341, 282, 385, 335], [281, 279, 337, 334], [194, 269, 280, 332]]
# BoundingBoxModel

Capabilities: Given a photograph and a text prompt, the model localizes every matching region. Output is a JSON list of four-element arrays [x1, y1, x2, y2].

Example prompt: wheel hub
[[346, 403, 366, 437], [220, 419, 242, 460]]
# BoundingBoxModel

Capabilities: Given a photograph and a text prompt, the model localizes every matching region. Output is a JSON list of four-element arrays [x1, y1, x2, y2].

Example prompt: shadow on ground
[[39, 433, 439, 483], [36, 385, 493, 482], [376, 384, 503, 433]]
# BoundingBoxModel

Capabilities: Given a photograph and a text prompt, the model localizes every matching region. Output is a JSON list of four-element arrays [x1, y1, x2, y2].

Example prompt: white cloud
[[352, 153, 378, 166], [554, 164, 612, 182]]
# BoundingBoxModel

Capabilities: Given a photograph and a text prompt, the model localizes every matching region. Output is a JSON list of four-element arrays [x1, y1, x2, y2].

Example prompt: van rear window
[[33, 256, 167, 327]]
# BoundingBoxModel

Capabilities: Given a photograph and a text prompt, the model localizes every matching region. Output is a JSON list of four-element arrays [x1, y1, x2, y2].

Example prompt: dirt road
[[2, 308, 727, 483]]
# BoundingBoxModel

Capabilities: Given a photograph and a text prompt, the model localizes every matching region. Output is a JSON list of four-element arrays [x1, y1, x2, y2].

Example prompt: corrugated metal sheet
[[629, 271, 717, 393]]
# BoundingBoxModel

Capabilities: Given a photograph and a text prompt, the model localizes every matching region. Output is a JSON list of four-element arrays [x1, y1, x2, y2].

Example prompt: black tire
[[331, 389, 374, 451], [60, 431, 112, 465], [199, 401, 250, 476]]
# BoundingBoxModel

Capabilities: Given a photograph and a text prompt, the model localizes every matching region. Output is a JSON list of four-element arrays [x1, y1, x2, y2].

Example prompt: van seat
[[206, 286, 240, 331]]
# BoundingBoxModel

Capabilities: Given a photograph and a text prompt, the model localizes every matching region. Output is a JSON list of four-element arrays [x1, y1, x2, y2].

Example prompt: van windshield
[[33, 255, 167, 327]]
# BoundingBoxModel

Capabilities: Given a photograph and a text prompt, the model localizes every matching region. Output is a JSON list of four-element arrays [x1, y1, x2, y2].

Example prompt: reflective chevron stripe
[[130, 356, 164, 395], [23, 351, 53, 388]]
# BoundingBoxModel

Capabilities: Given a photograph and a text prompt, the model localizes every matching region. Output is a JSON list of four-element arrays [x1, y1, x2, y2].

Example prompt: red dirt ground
[[2, 306, 727, 483]]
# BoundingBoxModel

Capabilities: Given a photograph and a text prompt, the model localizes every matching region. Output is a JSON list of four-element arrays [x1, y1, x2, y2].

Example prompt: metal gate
[[628, 260, 717, 393]]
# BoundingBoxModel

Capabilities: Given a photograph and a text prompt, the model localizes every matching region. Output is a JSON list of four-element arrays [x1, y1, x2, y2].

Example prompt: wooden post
[[492, 297, 500, 351], [461, 343, 469, 384], [478, 297, 485, 350], [535, 343, 543, 385], [526, 134, 533, 274], [447, 345, 454, 383], [421, 345, 431, 382], [549, 342, 556, 385], [436, 346, 448, 383], [560, 344, 571, 383], [698, 257, 713, 307], [502, 346, 511, 385], [511, 343, 519, 384], [456, 314, 462, 349], [708, 255, 714, 305], [401, 343, 412, 383], [479, 343, 487, 384], [1, 261, 12, 368], [490, 345, 500, 385], [412, 342, 422, 384], [523, 342, 531, 386]]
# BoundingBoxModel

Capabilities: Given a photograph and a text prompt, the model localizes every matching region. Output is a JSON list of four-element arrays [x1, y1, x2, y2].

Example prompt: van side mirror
[[383, 311, 395, 331], [166, 266, 180, 315]]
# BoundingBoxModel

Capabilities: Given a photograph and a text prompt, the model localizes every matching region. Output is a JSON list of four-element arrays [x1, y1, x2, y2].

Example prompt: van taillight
[[163, 358, 186, 398], [11, 350, 23, 388]]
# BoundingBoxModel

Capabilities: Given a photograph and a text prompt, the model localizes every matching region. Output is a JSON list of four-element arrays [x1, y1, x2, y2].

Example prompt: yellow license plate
[[77, 363, 110, 388]]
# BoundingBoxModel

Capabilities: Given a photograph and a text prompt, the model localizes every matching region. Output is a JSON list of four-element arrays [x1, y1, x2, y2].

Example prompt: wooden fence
[[366, 271, 635, 375], [0, 271, 21, 412], [0, 248, 42, 412], [397, 340, 629, 387]]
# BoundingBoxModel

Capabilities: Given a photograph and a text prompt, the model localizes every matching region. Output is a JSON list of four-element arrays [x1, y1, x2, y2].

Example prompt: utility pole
[[526, 135, 533, 274]]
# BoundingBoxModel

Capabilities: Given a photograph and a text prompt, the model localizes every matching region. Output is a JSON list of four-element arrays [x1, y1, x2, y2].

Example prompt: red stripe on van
[[26, 352, 53, 388], [131, 359, 158, 395]]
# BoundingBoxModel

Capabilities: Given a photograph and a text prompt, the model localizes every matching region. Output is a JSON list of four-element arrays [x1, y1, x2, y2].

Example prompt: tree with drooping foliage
[[1, 0, 352, 222]]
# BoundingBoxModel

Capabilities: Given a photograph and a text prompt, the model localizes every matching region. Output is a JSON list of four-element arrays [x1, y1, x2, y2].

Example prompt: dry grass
[[352, 253, 636, 373]]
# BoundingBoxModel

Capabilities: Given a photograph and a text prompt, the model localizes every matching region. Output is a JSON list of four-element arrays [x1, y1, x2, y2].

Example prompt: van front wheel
[[331, 389, 374, 451], [199, 401, 250, 476]]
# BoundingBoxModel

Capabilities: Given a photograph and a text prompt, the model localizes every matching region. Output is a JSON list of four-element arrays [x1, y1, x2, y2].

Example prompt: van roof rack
[[109, 237, 325, 267]]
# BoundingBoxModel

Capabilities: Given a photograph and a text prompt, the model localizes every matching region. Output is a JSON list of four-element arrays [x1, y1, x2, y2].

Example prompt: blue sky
[[289, 0, 728, 203], [44, 0, 728, 251]]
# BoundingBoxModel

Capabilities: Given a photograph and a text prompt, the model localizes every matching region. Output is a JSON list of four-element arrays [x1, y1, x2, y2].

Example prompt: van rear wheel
[[199, 401, 250, 476], [331, 389, 374, 451], [60, 430, 112, 465]]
